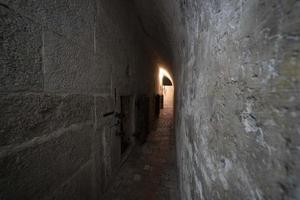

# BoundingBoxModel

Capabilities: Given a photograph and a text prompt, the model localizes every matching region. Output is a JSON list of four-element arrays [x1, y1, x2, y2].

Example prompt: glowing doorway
[[159, 67, 174, 108]]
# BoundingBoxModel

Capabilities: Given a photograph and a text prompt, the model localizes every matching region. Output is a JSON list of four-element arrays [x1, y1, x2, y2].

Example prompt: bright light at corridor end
[[159, 67, 173, 86], [159, 67, 173, 95]]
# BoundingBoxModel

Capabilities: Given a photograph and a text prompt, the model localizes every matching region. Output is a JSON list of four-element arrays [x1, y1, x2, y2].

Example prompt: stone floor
[[103, 107, 179, 200]]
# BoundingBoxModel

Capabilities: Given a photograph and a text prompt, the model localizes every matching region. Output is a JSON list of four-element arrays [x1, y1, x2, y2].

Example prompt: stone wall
[[130, 0, 300, 199], [1, 0, 299, 199], [0, 0, 157, 199], [174, 0, 300, 199]]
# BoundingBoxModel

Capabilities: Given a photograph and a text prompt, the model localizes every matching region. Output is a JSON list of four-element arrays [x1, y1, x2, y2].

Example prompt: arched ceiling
[[131, 0, 182, 75]]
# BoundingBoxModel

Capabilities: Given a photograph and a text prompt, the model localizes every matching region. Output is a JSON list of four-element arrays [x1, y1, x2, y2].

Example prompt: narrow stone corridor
[[1, 0, 299, 199], [103, 106, 179, 200]]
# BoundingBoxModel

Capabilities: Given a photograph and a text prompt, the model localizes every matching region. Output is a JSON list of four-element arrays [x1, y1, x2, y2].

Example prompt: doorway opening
[[159, 67, 174, 109], [120, 95, 134, 155]]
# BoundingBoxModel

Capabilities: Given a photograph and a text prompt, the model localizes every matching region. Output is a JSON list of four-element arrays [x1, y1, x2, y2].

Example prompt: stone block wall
[[1, 0, 299, 199], [0, 0, 157, 199]]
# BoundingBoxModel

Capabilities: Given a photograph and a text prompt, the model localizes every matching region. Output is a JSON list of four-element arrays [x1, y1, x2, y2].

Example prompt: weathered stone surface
[[0, 93, 93, 146], [94, 129, 105, 196], [43, 31, 96, 93], [3, 0, 95, 47], [93, 96, 115, 195], [42, 0, 95, 48], [94, 38, 114, 93], [95, 95, 121, 190], [95, 96, 114, 127], [168, 0, 300, 199], [0, 0, 158, 199], [0, 5, 43, 92], [45, 161, 93, 200], [0, 124, 93, 200]]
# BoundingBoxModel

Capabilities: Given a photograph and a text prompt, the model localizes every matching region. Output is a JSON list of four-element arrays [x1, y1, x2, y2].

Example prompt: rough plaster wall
[[174, 0, 300, 199], [0, 0, 155, 199]]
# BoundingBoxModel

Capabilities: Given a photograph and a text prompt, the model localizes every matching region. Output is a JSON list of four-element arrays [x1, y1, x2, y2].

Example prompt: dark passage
[[103, 106, 178, 200], [0, 0, 299, 199]]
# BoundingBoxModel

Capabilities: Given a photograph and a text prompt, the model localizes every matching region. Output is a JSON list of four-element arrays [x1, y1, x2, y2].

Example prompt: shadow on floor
[[103, 107, 179, 200]]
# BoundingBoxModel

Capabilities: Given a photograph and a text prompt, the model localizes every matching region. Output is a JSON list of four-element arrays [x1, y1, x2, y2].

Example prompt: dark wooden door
[[135, 95, 150, 144], [120, 96, 131, 154]]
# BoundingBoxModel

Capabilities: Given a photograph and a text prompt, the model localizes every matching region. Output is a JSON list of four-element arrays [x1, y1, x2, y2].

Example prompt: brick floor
[[103, 107, 179, 200]]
